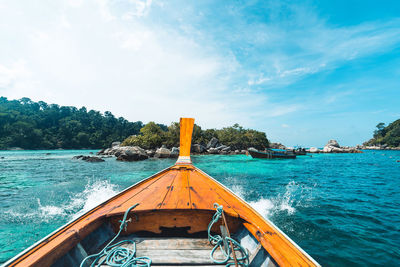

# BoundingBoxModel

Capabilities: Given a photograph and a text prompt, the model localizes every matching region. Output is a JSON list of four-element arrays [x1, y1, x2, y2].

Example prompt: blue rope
[[208, 203, 249, 267], [80, 204, 151, 267]]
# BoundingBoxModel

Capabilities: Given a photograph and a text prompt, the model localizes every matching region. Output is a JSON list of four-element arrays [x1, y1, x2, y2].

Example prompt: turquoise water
[[0, 150, 399, 266]]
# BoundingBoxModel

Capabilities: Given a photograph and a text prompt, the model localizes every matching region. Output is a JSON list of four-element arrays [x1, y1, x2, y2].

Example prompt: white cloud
[[0, 0, 247, 128], [0, 60, 32, 89], [248, 75, 271, 85], [266, 105, 303, 117], [122, 0, 153, 19], [0, 0, 399, 146]]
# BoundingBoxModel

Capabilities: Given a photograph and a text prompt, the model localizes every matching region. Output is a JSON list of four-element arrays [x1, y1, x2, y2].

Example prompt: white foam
[[6, 180, 120, 223], [248, 198, 275, 217], [70, 180, 119, 218], [230, 180, 315, 218]]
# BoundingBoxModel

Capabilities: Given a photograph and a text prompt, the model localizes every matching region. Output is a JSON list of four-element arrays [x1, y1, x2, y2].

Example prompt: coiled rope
[[208, 203, 249, 266], [80, 203, 151, 267]]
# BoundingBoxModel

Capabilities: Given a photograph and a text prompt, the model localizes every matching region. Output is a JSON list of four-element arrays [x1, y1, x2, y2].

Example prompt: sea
[[0, 150, 399, 266]]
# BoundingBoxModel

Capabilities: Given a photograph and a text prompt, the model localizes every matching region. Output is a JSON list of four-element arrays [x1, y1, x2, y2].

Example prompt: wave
[[5, 180, 120, 223], [231, 180, 315, 218]]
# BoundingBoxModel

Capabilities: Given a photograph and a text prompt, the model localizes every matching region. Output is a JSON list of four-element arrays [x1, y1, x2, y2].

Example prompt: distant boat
[[248, 148, 297, 159], [286, 147, 307, 156], [4, 118, 318, 267]]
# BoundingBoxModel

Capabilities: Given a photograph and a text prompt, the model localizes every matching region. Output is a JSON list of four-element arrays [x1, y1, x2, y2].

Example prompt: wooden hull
[[287, 149, 307, 155], [248, 149, 296, 159], [4, 119, 318, 267]]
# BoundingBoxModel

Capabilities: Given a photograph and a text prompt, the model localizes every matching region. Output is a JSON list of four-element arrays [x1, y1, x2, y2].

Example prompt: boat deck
[[98, 236, 235, 266]]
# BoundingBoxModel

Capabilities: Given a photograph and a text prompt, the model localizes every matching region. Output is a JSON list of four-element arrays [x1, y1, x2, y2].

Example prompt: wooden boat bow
[[4, 118, 320, 267]]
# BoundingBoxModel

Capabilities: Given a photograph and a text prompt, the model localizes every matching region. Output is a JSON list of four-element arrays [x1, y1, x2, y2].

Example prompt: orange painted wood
[[109, 210, 242, 235], [160, 170, 191, 209], [6, 118, 319, 267], [108, 170, 179, 214], [7, 164, 318, 267], [178, 118, 194, 158]]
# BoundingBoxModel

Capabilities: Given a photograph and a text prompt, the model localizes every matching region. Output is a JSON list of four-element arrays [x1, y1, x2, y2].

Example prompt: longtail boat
[[248, 148, 297, 159], [4, 118, 319, 267], [286, 148, 307, 156]]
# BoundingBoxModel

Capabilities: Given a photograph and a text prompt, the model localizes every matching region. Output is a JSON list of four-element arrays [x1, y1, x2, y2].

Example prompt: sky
[[0, 0, 399, 147]]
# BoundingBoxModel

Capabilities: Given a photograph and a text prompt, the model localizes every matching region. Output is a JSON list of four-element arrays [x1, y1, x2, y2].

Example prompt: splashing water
[[69, 180, 119, 218], [231, 180, 315, 218], [6, 180, 120, 223], [1, 150, 400, 266]]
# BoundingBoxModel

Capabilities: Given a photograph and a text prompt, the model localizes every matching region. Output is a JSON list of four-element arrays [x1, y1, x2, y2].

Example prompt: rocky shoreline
[[72, 138, 400, 163], [305, 140, 363, 153], [97, 138, 247, 162]]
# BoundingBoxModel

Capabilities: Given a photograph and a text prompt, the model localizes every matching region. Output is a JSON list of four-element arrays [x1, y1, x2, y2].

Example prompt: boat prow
[[4, 118, 320, 267]]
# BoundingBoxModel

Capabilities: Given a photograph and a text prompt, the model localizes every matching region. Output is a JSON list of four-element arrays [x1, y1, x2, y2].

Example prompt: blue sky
[[0, 0, 399, 147]]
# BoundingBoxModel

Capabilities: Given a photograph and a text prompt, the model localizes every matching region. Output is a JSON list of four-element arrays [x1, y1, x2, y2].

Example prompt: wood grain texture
[[6, 118, 319, 267], [179, 118, 194, 158]]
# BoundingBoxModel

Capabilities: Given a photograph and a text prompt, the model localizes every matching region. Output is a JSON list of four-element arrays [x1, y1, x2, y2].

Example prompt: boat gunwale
[[194, 166, 321, 267], [2, 165, 174, 267], [4, 163, 320, 267]]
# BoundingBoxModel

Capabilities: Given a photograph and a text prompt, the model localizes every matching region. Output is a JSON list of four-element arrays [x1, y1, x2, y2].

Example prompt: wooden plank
[[160, 170, 191, 209], [110, 210, 241, 234], [188, 171, 240, 218], [133, 238, 212, 250], [135, 249, 227, 265], [248, 242, 262, 265], [107, 170, 178, 215], [102, 266, 220, 267]]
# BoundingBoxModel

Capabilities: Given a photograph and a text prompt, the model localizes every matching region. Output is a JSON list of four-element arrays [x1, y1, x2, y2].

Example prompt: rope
[[208, 203, 249, 266], [80, 204, 151, 267]]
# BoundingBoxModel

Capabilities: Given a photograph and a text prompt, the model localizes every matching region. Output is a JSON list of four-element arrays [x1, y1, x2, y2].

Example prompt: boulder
[[215, 145, 228, 151], [85, 156, 105, 162], [170, 147, 179, 158], [326, 139, 340, 148], [207, 137, 219, 149], [154, 147, 171, 158], [111, 141, 121, 148], [208, 148, 219, 154], [73, 155, 105, 162], [221, 146, 231, 152], [96, 148, 105, 155], [116, 146, 149, 161], [309, 147, 320, 153], [269, 143, 286, 149], [146, 150, 155, 157], [192, 144, 206, 153]]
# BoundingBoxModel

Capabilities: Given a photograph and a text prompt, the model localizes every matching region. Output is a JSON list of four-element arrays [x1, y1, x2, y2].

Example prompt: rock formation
[[73, 155, 105, 162]]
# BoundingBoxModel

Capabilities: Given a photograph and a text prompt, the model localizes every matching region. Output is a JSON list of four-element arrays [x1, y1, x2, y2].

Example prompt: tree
[[365, 119, 400, 147], [0, 98, 144, 149]]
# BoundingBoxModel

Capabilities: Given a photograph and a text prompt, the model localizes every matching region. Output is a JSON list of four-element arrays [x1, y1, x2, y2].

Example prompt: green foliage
[[122, 121, 269, 150], [0, 97, 270, 150], [121, 122, 165, 149], [364, 119, 400, 147], [0, 97, 143, 149], [163, 122, 180, 148], [215, 123, 268, 150]]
